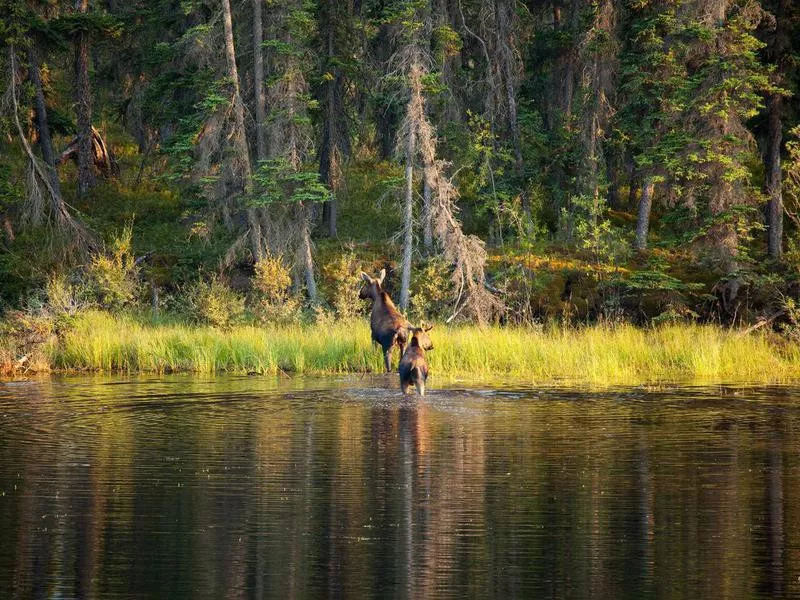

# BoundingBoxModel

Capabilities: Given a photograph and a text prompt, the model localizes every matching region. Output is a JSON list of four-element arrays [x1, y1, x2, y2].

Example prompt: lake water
[[1, 376, 799, 599]]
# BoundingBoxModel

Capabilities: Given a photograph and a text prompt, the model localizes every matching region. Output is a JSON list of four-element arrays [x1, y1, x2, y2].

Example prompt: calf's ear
[[378, 268, 386, 284], [424, 324, 434, 331], [360, 272, 372, 283]]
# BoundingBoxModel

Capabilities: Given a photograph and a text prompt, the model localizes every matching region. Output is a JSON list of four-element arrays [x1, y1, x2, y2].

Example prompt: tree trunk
[[422, 169, 433, 253], [28, 46, 63, 201], [74, 0, 95, 196], [495, 0, 525, 210], [399, 127, 415, 312], [297, 203, 318, 303], [634, 179, 653, 251], [607, 150, 619, 209], [765, 92, 783, 260], [326, 190, 337, 237], [222, 0, 260, 259], [319, 0, 339, 237], [253, 0, 267, 162], [627, 175, 639, 209]]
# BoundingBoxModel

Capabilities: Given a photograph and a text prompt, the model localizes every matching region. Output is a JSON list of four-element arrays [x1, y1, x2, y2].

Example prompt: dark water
[[1, 376, 800, 599]]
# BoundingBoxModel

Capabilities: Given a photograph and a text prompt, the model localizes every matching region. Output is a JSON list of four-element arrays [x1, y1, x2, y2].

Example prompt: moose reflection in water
[[1, 378, 799, 599]]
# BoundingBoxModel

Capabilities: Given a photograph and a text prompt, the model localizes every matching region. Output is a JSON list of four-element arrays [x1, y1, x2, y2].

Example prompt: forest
[[1, 0, 800, 375]]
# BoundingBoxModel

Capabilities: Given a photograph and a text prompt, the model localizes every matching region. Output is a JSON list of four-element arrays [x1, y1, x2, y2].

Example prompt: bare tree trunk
[[28, 47, 62, 201], [297, 203, 318, 303], [74, 0, 94, 196], [222, 0, 261, 259], [253, 0, 267, 162], [422, 170, 433, 253], [222, 0, 248, 168], [399, 127, 415, 312], [765, 93, 783, 260], [634, 179, 653, 251]]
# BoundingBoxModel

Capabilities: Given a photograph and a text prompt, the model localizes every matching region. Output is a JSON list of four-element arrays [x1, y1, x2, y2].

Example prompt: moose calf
[[399, 326, 433, 396]]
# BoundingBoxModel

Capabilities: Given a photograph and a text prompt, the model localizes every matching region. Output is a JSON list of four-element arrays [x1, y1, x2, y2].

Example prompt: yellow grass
[[21, 310, 800, 385]]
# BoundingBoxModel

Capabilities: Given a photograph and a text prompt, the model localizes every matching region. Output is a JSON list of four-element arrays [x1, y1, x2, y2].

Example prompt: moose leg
[[383, 346, 393, 373]]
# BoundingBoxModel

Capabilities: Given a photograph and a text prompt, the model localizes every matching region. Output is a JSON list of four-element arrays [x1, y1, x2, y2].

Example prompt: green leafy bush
[[320, 250, 363, 320], [87, 224, 140, 310], [409, 257, 453, 323], [187, 276, 245, 328], [250, 256, 299, 323]]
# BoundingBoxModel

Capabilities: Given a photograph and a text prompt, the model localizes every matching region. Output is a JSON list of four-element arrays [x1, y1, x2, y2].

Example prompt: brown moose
[[359, 269, 418, 372], [399, 326, 433, 396]]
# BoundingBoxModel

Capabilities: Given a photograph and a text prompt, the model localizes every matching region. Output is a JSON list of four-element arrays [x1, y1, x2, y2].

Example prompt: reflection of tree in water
[[4, 383, 800, 597]]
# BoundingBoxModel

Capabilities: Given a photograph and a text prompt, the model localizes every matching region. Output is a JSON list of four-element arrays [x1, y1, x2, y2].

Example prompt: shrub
[[44, 273, 94, 316], [187, 276, 245, 328], [87, 224, 139, 310], [320, 250, 364, 320], [250, 255, 300, 323], [0, 309, 56, 374], [409, 257, 454, 323]]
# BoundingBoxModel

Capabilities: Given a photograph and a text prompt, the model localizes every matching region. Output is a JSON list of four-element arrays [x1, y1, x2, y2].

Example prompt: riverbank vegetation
[[3, 310, 800, 384], [2, 0, 800, 381]]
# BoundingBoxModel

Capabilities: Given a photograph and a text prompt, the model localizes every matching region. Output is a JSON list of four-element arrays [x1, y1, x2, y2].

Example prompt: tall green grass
[[38, 310, 800, 384]]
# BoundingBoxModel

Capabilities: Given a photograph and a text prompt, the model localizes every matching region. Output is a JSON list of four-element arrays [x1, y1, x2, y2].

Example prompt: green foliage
[[43, 273, 94, 316], [616, 0, 775, 229], [186, 276, 245, 329], [51, 11, 122, 39], [493, 262, 554, 325], [1, 0, 799, 334], [250, 256, 300, 323], [87, 224, 140, 310], [602, 261, 706, 324], [566, 194, 630, 267], [252, 159, 329, 206], [409, 257, 453, 323], [319, 250, 364, 320], [785, 126, 800, 273]]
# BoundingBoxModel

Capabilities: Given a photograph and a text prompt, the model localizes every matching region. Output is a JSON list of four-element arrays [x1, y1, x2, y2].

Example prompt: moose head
[[409, 324, 434, 351], [359, 269, 386, 301]]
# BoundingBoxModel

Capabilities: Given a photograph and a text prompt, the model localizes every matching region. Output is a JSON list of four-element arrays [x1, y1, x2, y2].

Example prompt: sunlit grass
[[36, 310, 800, 384]]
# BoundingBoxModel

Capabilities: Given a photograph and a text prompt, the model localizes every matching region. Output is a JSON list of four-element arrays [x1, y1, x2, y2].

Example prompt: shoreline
[[3, 310, 800, 385]]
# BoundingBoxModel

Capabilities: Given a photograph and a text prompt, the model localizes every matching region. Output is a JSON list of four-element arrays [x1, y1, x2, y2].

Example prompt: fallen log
[[58, 125, 120, 178]]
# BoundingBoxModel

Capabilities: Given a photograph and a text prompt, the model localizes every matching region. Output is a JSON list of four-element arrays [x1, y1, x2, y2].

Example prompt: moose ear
[[378, 268, 386, 284], [360, 272, 372, 283], [424, 324, 434, 332]]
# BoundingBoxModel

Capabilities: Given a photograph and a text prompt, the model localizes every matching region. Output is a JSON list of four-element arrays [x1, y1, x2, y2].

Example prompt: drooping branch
[[6, 45, 94, 251], [396, 58, 498, 323]]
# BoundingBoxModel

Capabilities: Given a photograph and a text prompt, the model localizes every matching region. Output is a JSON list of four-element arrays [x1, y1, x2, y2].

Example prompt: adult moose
[[360, 269, 416, 372]]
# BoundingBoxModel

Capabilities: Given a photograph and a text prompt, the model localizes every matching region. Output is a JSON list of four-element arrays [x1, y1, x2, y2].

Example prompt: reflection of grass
[[22, 310, 799, 384]]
